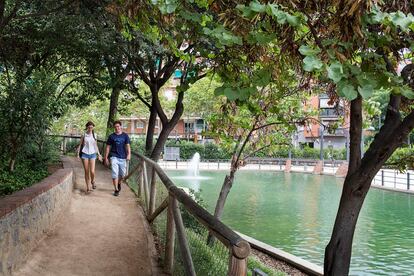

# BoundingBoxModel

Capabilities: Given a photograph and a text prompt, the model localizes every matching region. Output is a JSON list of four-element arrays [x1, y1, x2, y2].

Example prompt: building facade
[[294, 94, 349, 150], [119, 116, 207, 143]]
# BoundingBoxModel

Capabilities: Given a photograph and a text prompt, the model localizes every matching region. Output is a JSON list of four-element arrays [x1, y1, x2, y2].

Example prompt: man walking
[[104, 120, 131, 196]]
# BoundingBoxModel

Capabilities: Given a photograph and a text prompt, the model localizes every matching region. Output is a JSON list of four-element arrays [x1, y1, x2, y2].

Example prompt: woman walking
[[77, 121, 102, 193]]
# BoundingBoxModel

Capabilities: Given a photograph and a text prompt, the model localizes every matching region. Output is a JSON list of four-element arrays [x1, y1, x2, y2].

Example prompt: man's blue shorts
[[110, 157, 126, 179]]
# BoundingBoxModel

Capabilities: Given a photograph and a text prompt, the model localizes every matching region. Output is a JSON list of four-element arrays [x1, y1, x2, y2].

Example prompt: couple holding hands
[[77, 120, 131, 196]]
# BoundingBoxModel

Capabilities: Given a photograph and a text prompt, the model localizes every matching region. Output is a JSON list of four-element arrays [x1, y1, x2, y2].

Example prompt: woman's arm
[[94, 134, 103, 161], [77, 135, 84, 157]]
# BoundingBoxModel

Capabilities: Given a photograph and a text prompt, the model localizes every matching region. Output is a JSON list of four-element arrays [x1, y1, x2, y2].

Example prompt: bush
[[385, 147, 414, 171], [163, 140, 347, 160], [130, 137, 146, 155], [0, 137, 61, 196], [0, 160, 49, 196]]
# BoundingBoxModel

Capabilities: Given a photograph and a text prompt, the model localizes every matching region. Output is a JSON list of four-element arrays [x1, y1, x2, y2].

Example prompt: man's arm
[[104, 144, 110, 166], [126, 144, 131, 161]]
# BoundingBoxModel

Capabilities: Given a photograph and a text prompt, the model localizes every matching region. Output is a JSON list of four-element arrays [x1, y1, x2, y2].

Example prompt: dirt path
[[15, 156, 158, 276]]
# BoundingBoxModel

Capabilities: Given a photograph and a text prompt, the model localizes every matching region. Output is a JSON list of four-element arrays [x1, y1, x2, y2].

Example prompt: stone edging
[[236, 231, 324, 276], [0, 169, 73, 275]]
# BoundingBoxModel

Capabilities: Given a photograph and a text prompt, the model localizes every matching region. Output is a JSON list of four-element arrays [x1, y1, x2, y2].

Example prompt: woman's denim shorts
[[81, 153, 97, 160]]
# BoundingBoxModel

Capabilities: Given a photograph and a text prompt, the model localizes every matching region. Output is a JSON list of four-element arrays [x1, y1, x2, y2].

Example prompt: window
[[185, 122, 194, 133], [136, 121, 144, 129], [122, 121, 128, 129]]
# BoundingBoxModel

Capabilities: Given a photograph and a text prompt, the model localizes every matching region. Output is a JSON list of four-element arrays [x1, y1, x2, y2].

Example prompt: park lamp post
[[319, 125, 324, 160]]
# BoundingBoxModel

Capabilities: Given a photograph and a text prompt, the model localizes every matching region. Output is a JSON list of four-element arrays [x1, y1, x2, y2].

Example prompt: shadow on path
[[15, 156, 157, 276]]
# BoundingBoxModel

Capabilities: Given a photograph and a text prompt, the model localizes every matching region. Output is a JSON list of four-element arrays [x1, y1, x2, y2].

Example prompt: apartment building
[[294, 94, 349, 150], [119, 116, 207, 142]]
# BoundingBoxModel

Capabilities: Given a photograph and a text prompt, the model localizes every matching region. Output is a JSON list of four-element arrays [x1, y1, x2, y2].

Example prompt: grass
[[125, 160, 287, 276]]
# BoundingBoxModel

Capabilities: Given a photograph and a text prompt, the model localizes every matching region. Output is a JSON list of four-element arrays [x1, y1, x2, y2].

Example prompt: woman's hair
[[85, 121, 95, 128]]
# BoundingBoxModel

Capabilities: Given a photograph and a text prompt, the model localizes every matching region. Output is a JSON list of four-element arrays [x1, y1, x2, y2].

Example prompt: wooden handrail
[[131, 152, 250, 258]]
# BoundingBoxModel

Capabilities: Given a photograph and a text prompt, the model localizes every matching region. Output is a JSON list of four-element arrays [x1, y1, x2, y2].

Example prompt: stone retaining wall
[[0, 169, 73, 275]]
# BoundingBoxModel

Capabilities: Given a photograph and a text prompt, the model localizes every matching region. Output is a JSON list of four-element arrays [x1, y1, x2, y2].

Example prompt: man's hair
[[113, 120, 122, 126]]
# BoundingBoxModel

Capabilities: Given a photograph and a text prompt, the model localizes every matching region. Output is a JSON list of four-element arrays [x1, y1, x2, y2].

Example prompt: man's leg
[[111, 157, 120, 196], [117, 159, 127, 193]]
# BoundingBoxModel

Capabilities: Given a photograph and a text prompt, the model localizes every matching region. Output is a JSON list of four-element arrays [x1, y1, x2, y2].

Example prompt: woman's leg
[[82, 158, 91, 192], [90, 158, 96, 188]]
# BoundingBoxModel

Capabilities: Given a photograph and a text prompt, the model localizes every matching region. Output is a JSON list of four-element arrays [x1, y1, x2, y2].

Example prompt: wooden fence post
[[228, 240, 250, 276], [149, 168, 157, 215], [172, 198, 196, 276], [164, 195, 176, 274], [142, 161, 150, 212]]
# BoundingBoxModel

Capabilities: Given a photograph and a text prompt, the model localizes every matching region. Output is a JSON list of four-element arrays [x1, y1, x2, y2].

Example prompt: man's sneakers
[[113, 183, 122, 196]]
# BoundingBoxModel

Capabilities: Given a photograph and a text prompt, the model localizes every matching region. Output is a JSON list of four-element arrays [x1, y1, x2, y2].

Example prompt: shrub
[[0, 160, 49, 196], [385, 147, 414, 171]]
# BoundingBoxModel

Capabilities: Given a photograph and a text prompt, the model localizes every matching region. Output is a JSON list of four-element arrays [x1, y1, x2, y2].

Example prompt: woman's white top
[[82, 133, 99, 155]]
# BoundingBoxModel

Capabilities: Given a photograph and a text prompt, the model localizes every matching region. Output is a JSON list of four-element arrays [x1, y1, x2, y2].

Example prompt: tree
[[112, 0, 249, 161], [207, 64, 310, 244], [0, 0, 108, 171], [209, 1, 414, 274]]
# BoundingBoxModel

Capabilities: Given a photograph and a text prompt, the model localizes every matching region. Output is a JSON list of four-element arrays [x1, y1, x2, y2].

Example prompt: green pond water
[[167, 170, 414, 275]]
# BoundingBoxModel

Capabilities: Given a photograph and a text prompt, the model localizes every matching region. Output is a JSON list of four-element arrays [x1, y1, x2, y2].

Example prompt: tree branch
[[128, 76, 151, 109], [300, 10, 326, 53], [348, 95, 362, 174], [244, 144, 273, 160], [153, 91, 168, 124], [235, 118, 260, 165], [168, 91, 184, 125], [57, 75, 91, 99]]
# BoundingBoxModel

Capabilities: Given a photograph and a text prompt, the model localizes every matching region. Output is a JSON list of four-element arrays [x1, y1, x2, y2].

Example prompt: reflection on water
[[171, 175, 211, 192], [167, 170, 414, 275]]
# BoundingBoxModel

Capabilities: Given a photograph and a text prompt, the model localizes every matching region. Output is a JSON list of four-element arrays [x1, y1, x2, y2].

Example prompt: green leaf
[[401, 86, 414, 99], [214, 86, 225, 96], [223, 87, 239, 100], [357, 85, 374, 99], [390, 11, 413, 32], [236, 4, 254, 18], [250, 32, 277, 44], [303, 56, 323, 72], [286, 14, 300, 27], [298, 45, 320, 56], [327, 62, 344, 83], [337, 81, 358, 100], [253, 68, 272, 86], [249, 1, 266, 13], [176, 83, 190, 93]]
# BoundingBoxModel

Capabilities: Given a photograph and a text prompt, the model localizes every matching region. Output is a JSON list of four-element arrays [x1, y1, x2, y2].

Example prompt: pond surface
[[167, 170, 414, 275]]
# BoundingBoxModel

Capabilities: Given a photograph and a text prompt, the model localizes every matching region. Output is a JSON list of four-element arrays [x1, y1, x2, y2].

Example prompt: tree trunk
[[207, 158, 237, 244], [149, 88, 184, 161], [150, 125, 174, 162], [8, 146, 17, 172], [145, 105, 157, 156], [213, 169, 236, 220], [106, 84, 121, 134], [324, 95, 414, 275], [9, 158, 16, 172]]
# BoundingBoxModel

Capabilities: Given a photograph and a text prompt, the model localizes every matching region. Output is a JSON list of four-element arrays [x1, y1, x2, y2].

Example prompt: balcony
[[323, 127, 346, 137], [320, 108, 344, 118]]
